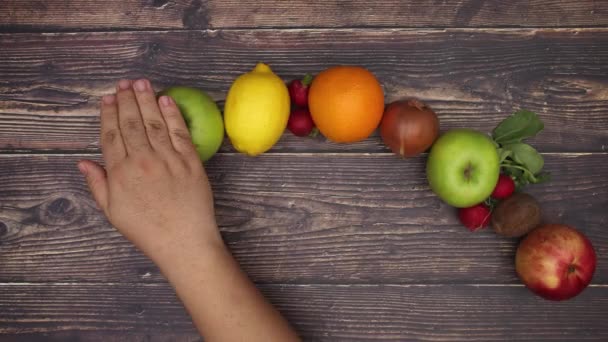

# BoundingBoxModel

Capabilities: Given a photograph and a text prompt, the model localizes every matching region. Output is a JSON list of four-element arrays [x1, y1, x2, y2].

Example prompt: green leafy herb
[[492, 110, 550, 189], [492, 110, 544, 145], [496, 148, 512, 163], [503, 143, 544, 174]]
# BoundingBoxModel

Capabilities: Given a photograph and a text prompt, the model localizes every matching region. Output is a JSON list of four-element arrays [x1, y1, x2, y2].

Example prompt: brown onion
[[380, 99, 439, 157]]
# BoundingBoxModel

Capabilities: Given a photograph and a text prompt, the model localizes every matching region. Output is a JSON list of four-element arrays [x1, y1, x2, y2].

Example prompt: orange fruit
[[308, 66, 385, 143]]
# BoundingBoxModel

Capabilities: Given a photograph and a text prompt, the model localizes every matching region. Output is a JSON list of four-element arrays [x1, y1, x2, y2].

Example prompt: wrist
[[152, 227, 228, 277]]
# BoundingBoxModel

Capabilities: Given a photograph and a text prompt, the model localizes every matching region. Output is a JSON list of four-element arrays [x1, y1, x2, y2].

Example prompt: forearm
[[156, 231, 300, 342]]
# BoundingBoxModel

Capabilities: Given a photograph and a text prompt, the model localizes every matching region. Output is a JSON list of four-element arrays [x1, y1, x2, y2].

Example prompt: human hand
[[78, 79, 222, 265]]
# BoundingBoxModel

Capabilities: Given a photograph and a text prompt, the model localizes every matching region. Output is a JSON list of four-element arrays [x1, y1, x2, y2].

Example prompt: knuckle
[[184, 147, 201, 161], [183, 147, 199, 160], [156, 135, 172, 146], [122, 118, 144, 132], [164, 108, 181, 119], [144, 119, 166, 135], [102, 129, 120, 145], [132, 154, 162, 175], [170, 129, 193, 144], [171, 158, 190, 174], [136, 156, 153, 171]]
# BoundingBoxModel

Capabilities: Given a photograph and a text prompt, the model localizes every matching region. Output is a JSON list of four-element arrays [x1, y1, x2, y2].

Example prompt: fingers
[[116, 79, 151, 154], [158, 95, 198, 157], [103, 79, 195, 164], [100, 94, 127, 169], [78, 160, 109, 211], [132, 79, 174, 153]]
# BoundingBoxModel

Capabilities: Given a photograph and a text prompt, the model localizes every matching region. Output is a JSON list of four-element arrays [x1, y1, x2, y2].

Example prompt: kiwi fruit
[[492, 193, 541, 237]]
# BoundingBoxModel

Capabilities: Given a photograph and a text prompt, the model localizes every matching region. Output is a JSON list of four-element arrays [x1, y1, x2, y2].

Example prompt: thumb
[[78, 160, 109, 211]]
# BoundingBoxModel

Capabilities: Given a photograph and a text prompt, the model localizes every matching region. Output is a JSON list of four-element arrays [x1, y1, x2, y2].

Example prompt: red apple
[[516, 224, 596, 301]]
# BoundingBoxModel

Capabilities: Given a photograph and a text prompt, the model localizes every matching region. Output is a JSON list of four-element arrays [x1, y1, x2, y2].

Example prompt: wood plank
[[208, 0, 608, 29], [0, 0, 206, 31], [0, 153, 606, 284], [0, 283, 606, 341], [1, 29, 608, 152], [1, 1, 607, 31], [0, 332, 201, 342]]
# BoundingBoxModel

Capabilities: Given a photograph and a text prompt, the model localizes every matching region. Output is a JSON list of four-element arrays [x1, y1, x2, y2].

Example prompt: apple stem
[[302, 74, 314, 86], [463, 163, 473, 180], [309, 127, 320, 138], [568, 265, 576, 274]]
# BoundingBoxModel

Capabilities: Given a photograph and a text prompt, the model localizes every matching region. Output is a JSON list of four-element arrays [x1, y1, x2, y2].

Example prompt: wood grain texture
[[0, 283, 606, 341], [1, 29, 608, 152], [0, 332, 201, 342], [2, 2, 608, 340], [0, 153, 606, 284], [207, 0, 608, 29], [0, 0, 208, 31], [1, 1, 607, 31]]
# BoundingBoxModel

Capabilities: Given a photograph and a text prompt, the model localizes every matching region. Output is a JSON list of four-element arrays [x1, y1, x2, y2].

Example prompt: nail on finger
[[134, 79, 149, 92], [102, 95, 116, 105], [159, 95, 173, 107], [118, 79, 131, 90]]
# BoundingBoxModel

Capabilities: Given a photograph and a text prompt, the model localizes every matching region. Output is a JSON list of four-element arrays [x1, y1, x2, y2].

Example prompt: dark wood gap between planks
[[3, 27, 608, 33]]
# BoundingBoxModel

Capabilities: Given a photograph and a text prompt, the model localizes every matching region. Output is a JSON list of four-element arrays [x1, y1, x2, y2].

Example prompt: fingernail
[[78, 162, 88, 175], [134, 79, 149, 92], [102, 94, 116, 105], [159, 95, 172, 107], [118, 79, 131, 90]]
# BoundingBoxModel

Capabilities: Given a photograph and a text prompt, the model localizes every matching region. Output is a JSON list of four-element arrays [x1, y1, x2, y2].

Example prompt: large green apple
[[426, 129, 500, 208], [160, 87, 224, 162]]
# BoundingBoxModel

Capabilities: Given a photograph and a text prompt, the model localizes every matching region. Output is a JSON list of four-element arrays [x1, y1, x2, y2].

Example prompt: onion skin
[[380, 100, 439, 157]]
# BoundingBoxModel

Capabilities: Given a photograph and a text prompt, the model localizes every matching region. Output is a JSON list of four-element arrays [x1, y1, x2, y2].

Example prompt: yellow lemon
[[224, 63, 290, 156]]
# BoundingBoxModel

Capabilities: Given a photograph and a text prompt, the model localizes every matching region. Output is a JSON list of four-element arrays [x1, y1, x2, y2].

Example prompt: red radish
[[492, 174, 516, 199], [287, 109, 315, 137], [288, 74, 313, 107], [458, 204, 491, 232]]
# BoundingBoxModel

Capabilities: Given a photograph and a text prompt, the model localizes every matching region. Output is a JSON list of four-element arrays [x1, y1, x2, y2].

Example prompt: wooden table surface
[[1, 1, 607, 341]]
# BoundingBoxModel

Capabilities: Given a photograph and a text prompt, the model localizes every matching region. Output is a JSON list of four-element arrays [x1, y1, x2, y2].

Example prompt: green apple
[[426, 129, 500, 208], [160, 87, 224, 162]]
